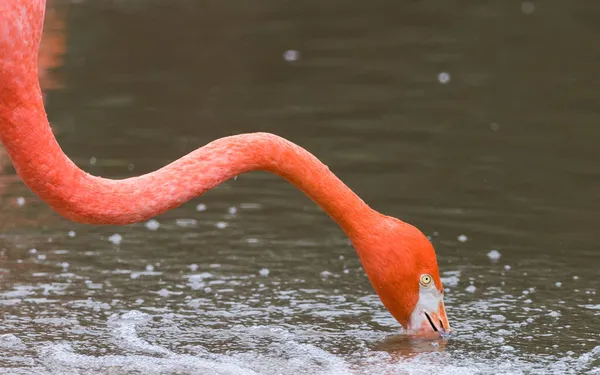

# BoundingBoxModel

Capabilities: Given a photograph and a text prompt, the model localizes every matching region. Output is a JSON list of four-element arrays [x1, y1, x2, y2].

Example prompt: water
[[1, 0, 599, 373]]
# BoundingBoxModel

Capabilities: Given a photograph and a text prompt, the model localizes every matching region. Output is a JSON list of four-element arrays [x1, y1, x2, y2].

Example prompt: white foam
[[0, 334, 25, 349]]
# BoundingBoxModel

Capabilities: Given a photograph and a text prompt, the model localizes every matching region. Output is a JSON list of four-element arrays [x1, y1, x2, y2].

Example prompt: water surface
[[1, 0, 599, 373]]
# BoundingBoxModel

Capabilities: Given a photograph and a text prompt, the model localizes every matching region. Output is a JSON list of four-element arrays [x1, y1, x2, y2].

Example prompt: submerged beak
[[407, 298, 451, 336], [422, 302, 450, 334]]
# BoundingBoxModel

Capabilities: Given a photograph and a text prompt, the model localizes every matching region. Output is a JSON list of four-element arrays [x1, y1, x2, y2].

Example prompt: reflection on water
[[38, 0, 67, 91], [1, 0, 600, 374]]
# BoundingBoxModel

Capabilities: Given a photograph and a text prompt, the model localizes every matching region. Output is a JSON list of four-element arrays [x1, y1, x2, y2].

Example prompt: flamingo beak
[[407, 291, 451, 336], [422, 301, 450, 334]]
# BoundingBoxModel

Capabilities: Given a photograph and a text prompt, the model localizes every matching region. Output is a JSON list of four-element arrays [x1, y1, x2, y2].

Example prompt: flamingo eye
[[419, 274, 433, 287]]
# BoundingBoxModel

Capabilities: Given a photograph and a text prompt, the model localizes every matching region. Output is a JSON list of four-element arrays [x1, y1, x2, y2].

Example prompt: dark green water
[[0, 0, 599, 373]]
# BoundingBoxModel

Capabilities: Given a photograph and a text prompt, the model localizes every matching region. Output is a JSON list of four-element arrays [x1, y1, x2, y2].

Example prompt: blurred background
[[0, 0, 598, 374]]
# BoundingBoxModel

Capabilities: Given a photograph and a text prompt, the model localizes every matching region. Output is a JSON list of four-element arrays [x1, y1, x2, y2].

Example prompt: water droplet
[[176, 218, 197, 227], [283, 49, 300, 62], [457, 234, 468, 242], [108, 233, 122, 245], [90, 157, 97, 165], [465, 285, 477, 293], [196, 203, 207, 212], [521, 1, 535, 14], [67, 231, 76, 238], [215, 221, 228, 229], [487, 250, 501, 261], [145, 219, 160, 231], [438, 72, 451, 84], [258, 268, 270, 277], [16, 197, 25, 206]]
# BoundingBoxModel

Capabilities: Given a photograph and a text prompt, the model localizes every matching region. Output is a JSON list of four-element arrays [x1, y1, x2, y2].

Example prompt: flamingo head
[[353, 216, 451, 336]]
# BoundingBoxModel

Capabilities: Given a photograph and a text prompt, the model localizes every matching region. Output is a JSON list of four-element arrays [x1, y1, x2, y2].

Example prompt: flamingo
[[0, 0, 450, 335]]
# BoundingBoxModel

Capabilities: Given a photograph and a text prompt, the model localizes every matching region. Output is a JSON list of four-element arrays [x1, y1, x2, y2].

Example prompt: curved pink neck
[[0, 81, 377, 236], [0, 0, 378, 237]]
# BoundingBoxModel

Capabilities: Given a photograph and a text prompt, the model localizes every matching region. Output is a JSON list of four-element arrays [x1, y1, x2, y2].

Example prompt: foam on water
[[1, 308, 598, 375]]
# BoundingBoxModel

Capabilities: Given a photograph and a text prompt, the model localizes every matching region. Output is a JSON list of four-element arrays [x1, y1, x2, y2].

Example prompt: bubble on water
[[37, 254, 47, 261], [548, 311, 561, 318], [145, 219, 160, 231], [441, 275, 459, 287], [89, 156, 97, 165], [228, 207, 238, 215], [176, 218, 198, 228], [259, 268, 270, 277], [240, 202, 262, 210], [438, 72, 451, 84], [573, 276, 579, 280], [521, 1, 535, 14], [465, 285, 477, 293], [501, 345, 515, 352], [189, 264, 199, 272], [491, 314, 506, 322], [196, 203, 207, 212], [457, 234, 468, 242], [67, 231, 76, 238], [146, 265, 154, 272], [246, 238, 260, 244], [108, 234, 122, 245], [320, 271, 332, 279], [156, 289, 182, 298], [490, 122, 500, 131], [29, 248, 37, 254], [215, 221, 229, 229], [524, 299, 532, 303], [283, 49, 300, 62], [16, 197, 26, 206], [504, 265, 511, 270], [487, 250, 501, 261]]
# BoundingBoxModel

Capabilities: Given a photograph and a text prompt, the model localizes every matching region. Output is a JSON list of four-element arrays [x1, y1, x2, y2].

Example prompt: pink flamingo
[[0, 0, 449, 335]]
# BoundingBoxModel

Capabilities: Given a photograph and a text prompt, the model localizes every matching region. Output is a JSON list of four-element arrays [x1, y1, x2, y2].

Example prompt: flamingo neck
[[0, 78, 377, 236]]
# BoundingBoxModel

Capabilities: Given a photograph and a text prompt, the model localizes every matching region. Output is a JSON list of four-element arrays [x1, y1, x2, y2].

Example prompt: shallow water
[[1, 0, 599, 374]]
